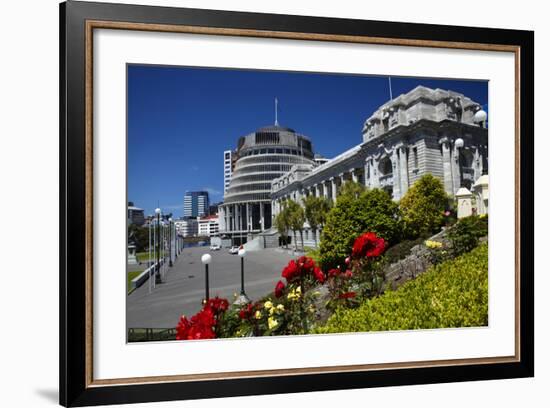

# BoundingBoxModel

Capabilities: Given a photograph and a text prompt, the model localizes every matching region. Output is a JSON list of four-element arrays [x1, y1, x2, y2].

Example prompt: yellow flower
[[255, 310, 262, 320], [264, 300, 273, 310], [287, 287, 302, 301], [308, 305, 316, 313], [425, 240, 443, 249], [268, 316, 279, 330], [276, 304, 285, 312]]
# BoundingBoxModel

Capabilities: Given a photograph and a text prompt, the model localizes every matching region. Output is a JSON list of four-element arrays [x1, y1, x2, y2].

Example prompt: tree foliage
[[274, 202, 291, 248], [447, 215, 488, 256], [302, 195, 331, 247], [319, 182, 401, 269], [128, 224, 149, 252], [399, 174, 449, 238], [286, 200, 306, 251]]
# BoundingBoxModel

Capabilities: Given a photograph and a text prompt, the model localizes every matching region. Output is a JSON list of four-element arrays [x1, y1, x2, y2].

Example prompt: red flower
[[338, 291, 356, 299], [186, 322, 215, 339], [176, 315, 191, 340], [281, 256, 319, 283], [351, 232, 386, 259], [274, 280, 286, 298], [328, 268, 340, 278], [282, 260, 299, 281], [344, 269, 353, 279], [176, 297, 229, 341], [176, 306, 216, 340], [239, 303, 254, 320], [313, 267, 325, 284], [208, 296, 229, 313]]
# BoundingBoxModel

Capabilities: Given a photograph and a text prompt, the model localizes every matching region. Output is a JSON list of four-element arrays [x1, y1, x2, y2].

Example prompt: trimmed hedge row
[[315, 243, 488, 333]]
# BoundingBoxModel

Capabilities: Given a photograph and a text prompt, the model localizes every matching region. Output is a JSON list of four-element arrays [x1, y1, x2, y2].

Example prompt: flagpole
[[388, 77, 393, 100], [275, 97, 278, 126]]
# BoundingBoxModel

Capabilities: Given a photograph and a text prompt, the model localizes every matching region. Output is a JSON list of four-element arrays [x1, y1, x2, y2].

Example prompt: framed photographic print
[[60, 0, 534, 406]]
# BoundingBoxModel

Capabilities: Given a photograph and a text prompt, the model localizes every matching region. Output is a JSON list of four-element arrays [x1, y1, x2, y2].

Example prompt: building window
[[413, 147, 419, 169]]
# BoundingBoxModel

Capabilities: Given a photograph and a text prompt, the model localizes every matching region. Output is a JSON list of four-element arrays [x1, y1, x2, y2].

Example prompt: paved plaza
[[126, 246, 297, 329]]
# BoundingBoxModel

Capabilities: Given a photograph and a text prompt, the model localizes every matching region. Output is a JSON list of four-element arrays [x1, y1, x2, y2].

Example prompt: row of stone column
[[273, 168, 364, 216], [219, 202, 267, 233], [439, 138, 485, 195]]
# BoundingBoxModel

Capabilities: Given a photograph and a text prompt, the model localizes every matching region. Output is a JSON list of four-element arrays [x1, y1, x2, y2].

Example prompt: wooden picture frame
[[60, 1, 534, 406]]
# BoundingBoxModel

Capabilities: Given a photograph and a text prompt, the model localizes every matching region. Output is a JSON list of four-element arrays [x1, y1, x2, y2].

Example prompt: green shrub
[[305, 247, 321, 264], [382, 237, 425, 265], [400, 174, 449, 238], [319, 183, 401, 269], [315, 243, 488, 333], [447, 215, 488, 256]]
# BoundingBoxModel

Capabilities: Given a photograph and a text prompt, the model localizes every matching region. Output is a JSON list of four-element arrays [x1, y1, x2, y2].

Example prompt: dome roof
[[257, 125, 295, 133]]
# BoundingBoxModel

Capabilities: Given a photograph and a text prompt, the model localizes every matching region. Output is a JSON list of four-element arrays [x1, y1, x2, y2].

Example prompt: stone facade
[[271, 86, 488, 225]]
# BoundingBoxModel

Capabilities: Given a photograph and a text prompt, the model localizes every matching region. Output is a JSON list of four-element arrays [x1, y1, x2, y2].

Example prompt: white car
[[228, 246, 239, 255], [209, 244, 221, 251]]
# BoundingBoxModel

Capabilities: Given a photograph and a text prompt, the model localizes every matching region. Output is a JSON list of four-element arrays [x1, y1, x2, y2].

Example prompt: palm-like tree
[[286, 200, 306, 252], [274, 202, 291, 248], [303, 196, 331, 248]]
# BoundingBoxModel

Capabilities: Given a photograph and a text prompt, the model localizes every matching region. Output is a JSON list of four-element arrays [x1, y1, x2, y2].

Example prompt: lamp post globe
[[201, 253, 212, 302], [474, 109, 487, 127], [454, 138, 464, 149]]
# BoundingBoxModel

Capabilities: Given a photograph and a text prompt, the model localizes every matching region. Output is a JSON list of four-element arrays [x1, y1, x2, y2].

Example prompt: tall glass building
[[219, 124, 315, 243], [183, 191, 210, 218]]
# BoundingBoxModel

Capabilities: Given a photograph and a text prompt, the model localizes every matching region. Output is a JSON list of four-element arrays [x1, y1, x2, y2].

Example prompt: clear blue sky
[[128, 65, 488, 218]]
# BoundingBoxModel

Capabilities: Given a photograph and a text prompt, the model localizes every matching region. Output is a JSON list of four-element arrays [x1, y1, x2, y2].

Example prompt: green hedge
[[315, 243, 488, 333], [319, 185, 401, 269]]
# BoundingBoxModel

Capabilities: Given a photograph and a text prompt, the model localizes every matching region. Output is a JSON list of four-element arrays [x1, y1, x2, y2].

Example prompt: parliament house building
[[221, 86, 488, 246]]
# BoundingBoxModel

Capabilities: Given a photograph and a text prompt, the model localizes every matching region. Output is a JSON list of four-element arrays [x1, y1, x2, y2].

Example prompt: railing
[[379, 174, 394, 187], [130, 258, 165, 290], [128, 328, 176, 342]]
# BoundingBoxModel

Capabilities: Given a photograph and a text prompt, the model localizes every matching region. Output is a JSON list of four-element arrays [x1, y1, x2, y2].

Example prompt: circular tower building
[[219, 124, 315, 244]]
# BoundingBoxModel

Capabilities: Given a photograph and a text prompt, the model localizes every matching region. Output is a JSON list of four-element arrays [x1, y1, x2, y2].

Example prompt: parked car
[[209, 244, 221, 251], [228, 246, 239, 255]]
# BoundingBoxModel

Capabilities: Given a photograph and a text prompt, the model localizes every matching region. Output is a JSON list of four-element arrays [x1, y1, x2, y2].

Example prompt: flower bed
[[315, 243, 488, 334]]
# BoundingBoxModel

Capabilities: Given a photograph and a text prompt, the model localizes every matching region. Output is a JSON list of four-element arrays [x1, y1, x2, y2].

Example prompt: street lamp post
[[201, 253, 212, 302], [148, 220, 152, 293], [234, 248, 249, 305], [454, 138, 465, 187], [155, 208, 162, 284], [168, 218, 173, 267]]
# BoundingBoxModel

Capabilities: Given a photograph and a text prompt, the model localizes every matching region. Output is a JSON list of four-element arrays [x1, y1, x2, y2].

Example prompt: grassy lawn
[[127, 270, 145, 293]]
